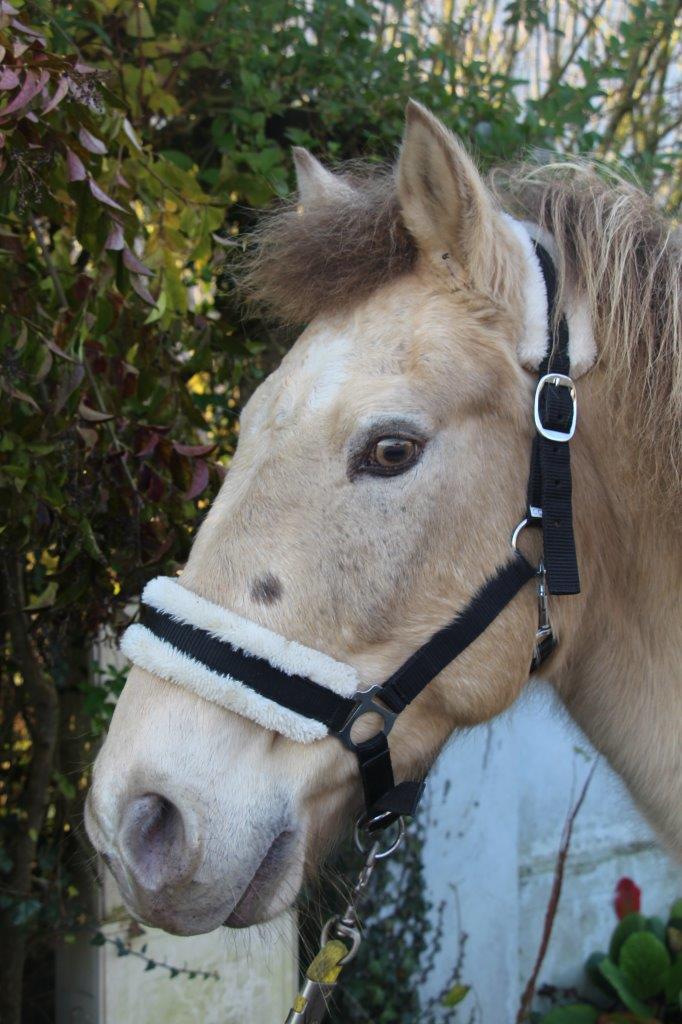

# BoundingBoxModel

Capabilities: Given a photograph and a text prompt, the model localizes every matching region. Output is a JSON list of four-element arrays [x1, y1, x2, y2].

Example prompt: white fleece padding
[[119, 575, 365, 743], [140, 575, 361, 696], [503, 215, 597, 379], [120, 624, 328, 743]]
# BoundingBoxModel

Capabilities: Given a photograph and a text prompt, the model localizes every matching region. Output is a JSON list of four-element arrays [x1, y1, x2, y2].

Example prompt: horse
[[85, 100, 682, 939]]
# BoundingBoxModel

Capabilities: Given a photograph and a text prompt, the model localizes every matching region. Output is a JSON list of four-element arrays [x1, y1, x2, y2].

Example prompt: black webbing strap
[[527, 243, 581, 596], [139, 604, 356, 733], [379, 553, 537, 715], [366, 780, 425, 819], [352, 554, 535, 824], [356, 733, 395, 816]]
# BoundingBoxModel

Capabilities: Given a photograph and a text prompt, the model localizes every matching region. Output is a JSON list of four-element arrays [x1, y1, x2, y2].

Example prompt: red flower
[[614, 877, 641, 919]]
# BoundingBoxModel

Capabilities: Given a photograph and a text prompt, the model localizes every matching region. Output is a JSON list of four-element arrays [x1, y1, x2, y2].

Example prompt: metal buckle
[[534, 372, 577, 442], [337, 685, 397, 753]]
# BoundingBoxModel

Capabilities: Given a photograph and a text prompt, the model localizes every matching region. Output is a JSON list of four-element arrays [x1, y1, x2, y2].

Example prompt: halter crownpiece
[[121, 228, 581, 829]]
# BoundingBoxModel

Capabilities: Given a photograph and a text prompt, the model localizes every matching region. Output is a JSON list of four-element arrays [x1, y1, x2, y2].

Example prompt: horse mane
[[237, 157, 681, 500], [491, 162, 682, 500]]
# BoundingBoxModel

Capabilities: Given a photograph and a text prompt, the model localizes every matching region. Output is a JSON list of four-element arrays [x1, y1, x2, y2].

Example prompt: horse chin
[[223, 828, 303, 929], [114, 842, 305, 937], [90, 800, 306, 935]]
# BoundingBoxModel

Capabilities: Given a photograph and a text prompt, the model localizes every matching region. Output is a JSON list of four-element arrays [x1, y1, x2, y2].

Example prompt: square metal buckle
[[534, 372, 577, 442], [337, 685, 397, 753]]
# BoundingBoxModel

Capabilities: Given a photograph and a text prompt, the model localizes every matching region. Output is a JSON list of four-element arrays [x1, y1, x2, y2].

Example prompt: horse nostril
[[119, 793, 193, 893]]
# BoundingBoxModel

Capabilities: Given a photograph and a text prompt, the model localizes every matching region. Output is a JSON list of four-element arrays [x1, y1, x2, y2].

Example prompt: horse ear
[[397, 100, 498, 288], [293, 147, 354, 206]]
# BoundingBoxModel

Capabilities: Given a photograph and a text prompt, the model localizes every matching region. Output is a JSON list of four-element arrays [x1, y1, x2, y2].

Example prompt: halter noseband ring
[[121, 236, 580, 831]]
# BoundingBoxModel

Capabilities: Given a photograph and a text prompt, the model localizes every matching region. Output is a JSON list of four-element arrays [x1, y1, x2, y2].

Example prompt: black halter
[[139, 241, 580, 830]]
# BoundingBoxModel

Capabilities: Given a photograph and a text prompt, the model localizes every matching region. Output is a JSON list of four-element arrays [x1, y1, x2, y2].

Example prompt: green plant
[[537, 879, 682, 1023]]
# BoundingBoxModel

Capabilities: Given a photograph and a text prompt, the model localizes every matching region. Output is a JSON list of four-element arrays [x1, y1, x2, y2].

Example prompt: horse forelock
[[235, 165, 417, 324]]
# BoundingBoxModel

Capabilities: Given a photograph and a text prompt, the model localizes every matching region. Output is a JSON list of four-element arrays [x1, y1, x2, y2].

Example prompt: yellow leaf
[[125, 3, 154, 38], [441, 984, 470, 1008]]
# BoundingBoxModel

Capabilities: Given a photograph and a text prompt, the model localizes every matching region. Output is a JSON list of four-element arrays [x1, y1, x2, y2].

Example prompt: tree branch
[[516, 759, 598, 1022], [0, 553, 59, 1024]]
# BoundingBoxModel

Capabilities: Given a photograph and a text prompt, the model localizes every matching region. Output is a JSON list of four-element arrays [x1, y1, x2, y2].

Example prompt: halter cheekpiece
[[121, 235, 580, 832]]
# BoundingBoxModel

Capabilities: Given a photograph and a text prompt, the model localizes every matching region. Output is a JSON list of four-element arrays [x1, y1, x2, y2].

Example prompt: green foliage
[[441, 983, 471, 1008], [540, 1006, 599, 1024], [540, 892, 682, 1023], [610, 914, 650, 963], [596, 955, 654, 1017], [619, 933, 671, 1001], [90, 930, 219, 981]]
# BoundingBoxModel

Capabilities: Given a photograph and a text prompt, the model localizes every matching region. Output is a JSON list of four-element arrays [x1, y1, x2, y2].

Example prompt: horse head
[[85, 102, 615, 935]]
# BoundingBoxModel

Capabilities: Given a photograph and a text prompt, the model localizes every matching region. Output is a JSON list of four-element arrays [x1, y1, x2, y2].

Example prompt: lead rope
[[284, 816, 406, 1024]]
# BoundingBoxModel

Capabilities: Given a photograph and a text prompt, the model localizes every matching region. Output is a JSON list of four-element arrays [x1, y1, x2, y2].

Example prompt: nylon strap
[[355, 733, 396, 816], [379, 553, 536, 714], [527, 243, 581, 595]]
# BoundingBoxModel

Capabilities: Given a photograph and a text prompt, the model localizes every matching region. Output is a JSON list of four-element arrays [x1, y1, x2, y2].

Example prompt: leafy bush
[[0, 0, 680, 1021], [538, 879, 682, 1023]]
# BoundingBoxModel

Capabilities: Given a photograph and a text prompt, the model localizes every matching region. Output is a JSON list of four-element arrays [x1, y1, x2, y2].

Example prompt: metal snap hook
[[320, 915, 362, 964]]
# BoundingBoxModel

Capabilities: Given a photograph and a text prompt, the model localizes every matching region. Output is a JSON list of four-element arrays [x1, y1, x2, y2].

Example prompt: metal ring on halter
[[510, 517, 529, 551], [511, 517, 545, 584], [354, 815, 405, 859], [320, 915, 362, 964]]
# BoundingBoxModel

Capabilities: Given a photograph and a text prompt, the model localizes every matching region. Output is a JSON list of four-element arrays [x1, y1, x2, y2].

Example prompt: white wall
[[420, 681, 680, 1021], [56, 871, 297, 1024]]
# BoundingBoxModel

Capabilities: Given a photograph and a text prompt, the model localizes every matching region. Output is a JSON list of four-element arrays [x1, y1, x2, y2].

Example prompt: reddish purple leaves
[[78, 127, 107, 155], [0, 68, 48, 120], [172, 442, 216, 458], [88, 177, 126, 213], [104, 221, 125, 251], [66, 148, 86, 182], [183, 459, 209, 500], [122, 247, 152, 276]]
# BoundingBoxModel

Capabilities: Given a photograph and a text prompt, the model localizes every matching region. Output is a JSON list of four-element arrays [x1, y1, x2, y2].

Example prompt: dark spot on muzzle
[[251, 572, 283, 605]]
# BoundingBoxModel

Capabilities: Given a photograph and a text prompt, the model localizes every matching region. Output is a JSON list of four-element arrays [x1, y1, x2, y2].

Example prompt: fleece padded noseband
[[121, 576, 361, 743], [121, 227, 582, 828]]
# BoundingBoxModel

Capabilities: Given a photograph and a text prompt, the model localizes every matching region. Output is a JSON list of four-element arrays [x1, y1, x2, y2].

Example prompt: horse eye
[[364, 436, 422, 476]]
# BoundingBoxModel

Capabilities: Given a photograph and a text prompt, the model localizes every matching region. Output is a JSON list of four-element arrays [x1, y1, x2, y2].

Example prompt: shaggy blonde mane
[[238, 157, 681, 502], [492, 163, 682, 503]]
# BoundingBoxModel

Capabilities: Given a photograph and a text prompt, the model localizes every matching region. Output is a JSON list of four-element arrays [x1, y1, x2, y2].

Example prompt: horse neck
[[550, 364, 682, 854]]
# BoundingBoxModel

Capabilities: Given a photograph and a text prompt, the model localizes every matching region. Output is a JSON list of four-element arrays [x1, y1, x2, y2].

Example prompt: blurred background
[[0, 1, 680, 1022]]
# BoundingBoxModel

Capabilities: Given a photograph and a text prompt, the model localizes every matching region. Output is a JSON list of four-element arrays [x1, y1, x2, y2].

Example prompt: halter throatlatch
[[121, 236, 580, 831]]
